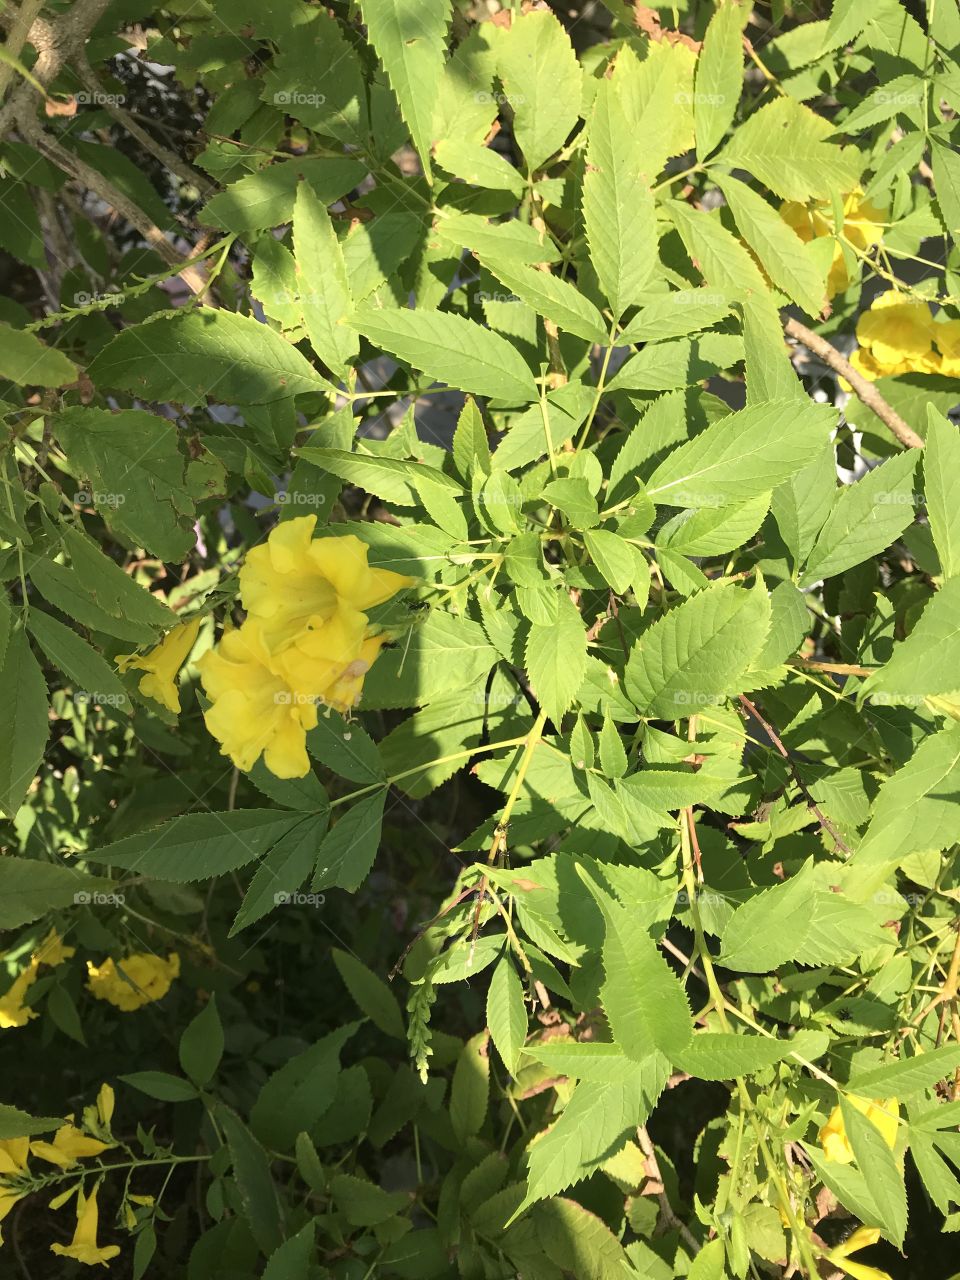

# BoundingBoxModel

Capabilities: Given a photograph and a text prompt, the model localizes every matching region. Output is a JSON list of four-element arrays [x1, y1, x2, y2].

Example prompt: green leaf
[[646, 398, 834, 508], [0, 628, 48, 819], [262, 9, 369, 146], [360, 611, 496, 709], [179, 994, 224, 1087], [450, 1031, 490, 1142], [840, 1097, 907, 1246], [852, 725, 960, 879], [656, 494, 769, 557], [295, 446, 460, 506], [0, 321, 77, 386], [0, 1105, 61, 1139], [694, 0, 743, 159], [848, 1044, 960, 1097], [862, 576, 960, 702], [330, 1173, 411, 1226], [924, 409, 960, 578], [667, 199, 768, 297], [624, 580, 770, 718], [250, 1023, 359, 1152], [533, 1198, 632, 1276], [452, 396, 491, 481], [200, 159, 368, 233], [87, 309, 333, 406], [56, 408, 223, 561], [293, 183, 358, 376], [0, 855, 105, 929], [932, 136, 960, 244], [307, 712, 385, 784], [525, 592, 587, 725], [617, 290, 734, 343], [496, 9, 582, 173], [119, 1071, 199, 1102], [486, 956, 527, 1075], [801, 452, 919, 584], [480, 258, 606, 344], [599, 717, 628, 778], [714, 173, 826, 317], [433, 210, 560, 265], [262, 1222, 315, 1280], [219, 1108, 284, 1254], [524, 1059, 669, 1206], [675, 1031, 828, 1081], [770, 442, 836, 568], [27, 608, 130, 714], [352, 306, 537, 402], [582, 75, 657, 316], [59, 525, 176, 632], [584, 873, 692, 1058], [332, 948, 405, 1039], [230, 815, 328, 934], [312, 791, 385, 892], [718, 95, 861, 201], [29, 559, 159, 645], [689, 1239, 726, 1280], [92, 811, 306, 881], [360, 0, 450, 178], [607, 332, 744, 393], [543, 477, 598, 529]]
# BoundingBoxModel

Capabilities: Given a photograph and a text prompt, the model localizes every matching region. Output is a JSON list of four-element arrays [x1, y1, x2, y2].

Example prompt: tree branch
[[784, 316, 923, 450], [0, 0, 46, 102]]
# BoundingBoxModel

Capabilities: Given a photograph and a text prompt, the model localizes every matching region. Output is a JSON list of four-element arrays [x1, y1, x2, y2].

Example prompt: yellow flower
[[0, 960, 39, 1029], [30, 1123, 112, 1169], [96, 1084, 114, 1129], [86, 952, 180, 1012], [780, 189, 885, 296], [856, 292, 937, 371], [819, 1096, 899, 1164], [197, 619, 319, 778], [50, 1182, 120, 1267], [934, 317, 960, 377], [117, 615, 202, 713], [239, 517, 411, 649], [0, 1138, 30, 1179], [32, 927, 75, 968], [825, 1226, 892, 1280]]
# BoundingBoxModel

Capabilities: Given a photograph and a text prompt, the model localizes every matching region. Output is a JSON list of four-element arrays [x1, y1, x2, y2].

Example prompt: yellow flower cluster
[[849, 291, 960, 382], [819, 1094, 899, 1163], [197, 516, 411, 779], [0, 929, 75, 1030], [86, 952, 180, 1012], [780, 189, 885, 297], [0, 1085, 123, 1264]]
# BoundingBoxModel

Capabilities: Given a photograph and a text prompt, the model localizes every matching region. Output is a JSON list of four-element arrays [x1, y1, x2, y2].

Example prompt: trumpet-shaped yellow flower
[[855, 292, 937, 374], [50, 1182, 120, 1267], [934, 317, 960, 377], [780, 189, 885, 296], [825, 1226, 892, 1280], [197, 619, 319, 778], [32, 928, 75, 968], [239, 517, 411, 649], [30, 1123, 113, 1169], [117, 615, 202, 713], [819, 1096, 899, 1164], [0, 1137, 30, 1222], [0, 960, 39, 1029], [96, 1084, 114, 1129], [86, 952, 180, 1012]]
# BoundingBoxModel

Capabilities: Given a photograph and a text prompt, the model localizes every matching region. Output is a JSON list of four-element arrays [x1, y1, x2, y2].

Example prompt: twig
[[784, 316, 923, 450], [738, 694, 851, 855], [0, 0, 46, 102], [637, 1125, 702, 1252]]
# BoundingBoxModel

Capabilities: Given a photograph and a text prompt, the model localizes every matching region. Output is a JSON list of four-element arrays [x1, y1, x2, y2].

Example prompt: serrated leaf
[[92, 811, 305, 881], [583, 74, 657, 316], [848, 1044, 960, 1097], [480, 258, 605, 343], [333, 947, 405, 1039], [311, 790, 385, 891], [179, 994, 224, 1087], [360, 0, 450, 179], [231, 814, 328, 934], [624, 580, 770, 718], [841, 1097, 907, 1247], [486, 956, 527, 1075], [646, 398, 834, 508], [496, 9, 581, 173], [525, 592, 587, 725], [0, 320, 77, 386], [293, 183, 358, 376], [694, 0, 743, 159], [353, 306, 537, 402], [87, 309, 333, 406], [27, 608, 130, 713], [924, 409, 960, 579], [0, 628, 48, 819], [452, 396, 491, 481], [675, 1031, 828, 1080]]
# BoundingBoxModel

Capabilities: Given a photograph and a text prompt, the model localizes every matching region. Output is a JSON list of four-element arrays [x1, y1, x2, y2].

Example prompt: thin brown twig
[[784, 316, 924, 450]]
